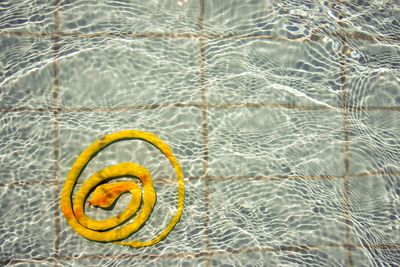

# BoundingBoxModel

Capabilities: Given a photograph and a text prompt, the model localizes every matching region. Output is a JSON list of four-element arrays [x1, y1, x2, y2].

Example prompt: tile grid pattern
[[0, 1, 399, 266]]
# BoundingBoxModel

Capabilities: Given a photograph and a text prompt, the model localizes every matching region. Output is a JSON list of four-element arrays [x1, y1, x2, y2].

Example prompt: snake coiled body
[[60, 130, 184, 247]]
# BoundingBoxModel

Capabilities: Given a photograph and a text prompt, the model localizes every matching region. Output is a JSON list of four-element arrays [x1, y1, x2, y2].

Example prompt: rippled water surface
[[1, 0, 399, 266]]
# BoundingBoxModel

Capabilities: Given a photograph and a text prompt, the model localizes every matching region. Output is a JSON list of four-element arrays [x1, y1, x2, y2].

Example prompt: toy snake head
[[87, 181, 139, 209]]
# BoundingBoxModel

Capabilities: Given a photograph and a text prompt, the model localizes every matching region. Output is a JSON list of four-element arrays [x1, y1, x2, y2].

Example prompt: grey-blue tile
[[210, 248, 348, 267], [4, 261, 56, 267], [345, 41, 400, 108], [0, 0, 55, 33], [0, 112, 55, 183], [340, 1, 400, 39], [204, 0, 341, 38], [208, 178, 346, 251], [208, 108, 345, 177], [60, 255, 206, 267], [352, 247, 400, 267], [0, 184, 56, 260], [58, 108, 203, 180], [58, 38, 200, 109], [205, 38, 342, 107], [0, 36, 54, 109], [348, 111, 400, 174], [60, 0, 200, 34], [349, 175, 400, 245]]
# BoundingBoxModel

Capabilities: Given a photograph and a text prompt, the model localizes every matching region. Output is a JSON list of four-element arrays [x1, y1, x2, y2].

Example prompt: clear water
[[1, 0, 399, 266]]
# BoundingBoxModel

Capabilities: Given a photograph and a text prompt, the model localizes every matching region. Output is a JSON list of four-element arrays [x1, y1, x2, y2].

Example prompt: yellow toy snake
[[60, 130, 184, 247]]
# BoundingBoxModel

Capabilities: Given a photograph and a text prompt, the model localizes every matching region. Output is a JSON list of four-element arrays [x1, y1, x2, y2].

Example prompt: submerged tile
[[208, 178, 346, 251], [348, 111, 400, 174], [210, 247, 348, 267], [7, 262, 56, 267], [58, 107, 204, 180], [205, 38, 341, 107], [0, 36, 54, 109], [0, 112, 55, 183], [349, 175, 400, 245], [0, 0, 55, 33], [351, 247, 400, 267], [204, 0, 340, 38], [208, 108, 345, 177], [60, 0, 200, 34], [0, 184, 56, 260], [340, 1, 400, 39], [58, 38, 200, 109], [345, 41, 400, 108]]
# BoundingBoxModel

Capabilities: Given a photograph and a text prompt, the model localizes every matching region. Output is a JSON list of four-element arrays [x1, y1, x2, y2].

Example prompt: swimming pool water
[[1, 1, 399, 266]]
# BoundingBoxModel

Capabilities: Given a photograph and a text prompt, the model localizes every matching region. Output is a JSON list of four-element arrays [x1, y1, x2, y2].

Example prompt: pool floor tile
[[204, 0, 340, 38], [345, 41, 400, 108], [205, 38, 342, 107], [58, 107, 204, 180], [208, 108, 345, 178], [208, 178, 346, 251], [0, 184, 56, 260], [0, 112, 55, 183], [351, 247, 400, 267], [210, 247, 348, 267], [340, 1, 400, 38], [0, 0, 55, 33], [60, 0, 200, 34], [58, 38, 201, 109], [348, 111, 400, 175], [349, 175, 400, 245], [0, 36, 54, 109]]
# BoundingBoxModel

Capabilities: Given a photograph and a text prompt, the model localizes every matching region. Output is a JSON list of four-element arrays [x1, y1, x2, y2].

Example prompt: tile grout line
[[352, 170, 400, 177], [52, 1, 61, 266], [1, 30, 399, 44], [2, 104, 400, 114], [198, 1, 211, 266], [2, 241, 399, 265], [340, 54, 353, 267], [337, 1, 353, 265]]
